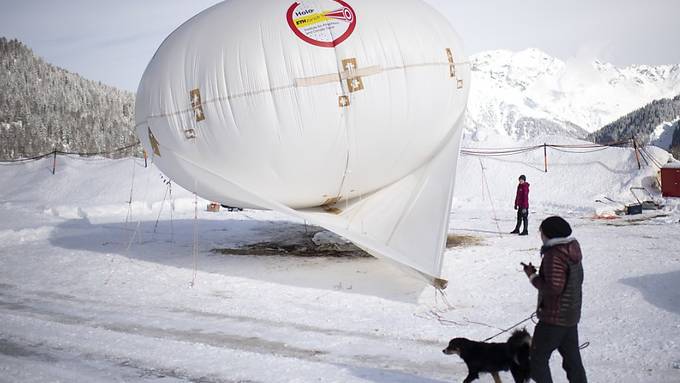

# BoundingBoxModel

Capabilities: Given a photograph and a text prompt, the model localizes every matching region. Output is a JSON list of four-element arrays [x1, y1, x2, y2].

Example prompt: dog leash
[[482, 312, 537, 342], [482, 313, 591, 350]]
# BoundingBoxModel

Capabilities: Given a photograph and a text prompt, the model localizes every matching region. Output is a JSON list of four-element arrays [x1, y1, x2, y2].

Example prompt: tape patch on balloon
[[287, 0, 356, 47], [148, 127, 161, 157]]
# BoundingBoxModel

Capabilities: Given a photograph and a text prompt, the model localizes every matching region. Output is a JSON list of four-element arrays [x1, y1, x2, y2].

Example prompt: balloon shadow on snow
[[620, 270, 680, 315], [48, 216, 429, 303]]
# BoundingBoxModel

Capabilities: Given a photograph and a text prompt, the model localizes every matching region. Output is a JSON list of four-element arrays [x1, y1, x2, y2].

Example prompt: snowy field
[[1, 136, 679, 383]]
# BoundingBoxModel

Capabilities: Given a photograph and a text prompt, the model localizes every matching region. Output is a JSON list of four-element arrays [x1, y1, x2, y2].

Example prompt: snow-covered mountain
[[465, 48, 680, 142], [650, 118, 680, 149], [658, 119, 680, 159]]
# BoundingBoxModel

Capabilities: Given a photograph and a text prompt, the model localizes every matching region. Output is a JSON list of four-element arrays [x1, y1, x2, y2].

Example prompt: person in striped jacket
[[522, 216, 587, 383]]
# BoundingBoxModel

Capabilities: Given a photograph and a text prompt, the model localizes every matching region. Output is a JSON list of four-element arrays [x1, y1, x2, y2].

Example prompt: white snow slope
[[1, 138, 680, 383], [466, 49, 680, 141], [650, 118, 680, 150]]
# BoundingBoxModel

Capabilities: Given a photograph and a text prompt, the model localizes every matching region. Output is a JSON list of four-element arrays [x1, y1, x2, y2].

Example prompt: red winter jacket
[[530, 238, 584, 327], [515, 182, 530, 209]]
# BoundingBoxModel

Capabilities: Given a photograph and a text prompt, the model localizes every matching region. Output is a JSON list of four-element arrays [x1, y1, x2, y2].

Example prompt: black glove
[[521, 262, 536, 277]]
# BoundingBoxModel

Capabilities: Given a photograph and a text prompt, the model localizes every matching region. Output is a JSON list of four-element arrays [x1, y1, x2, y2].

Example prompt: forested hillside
[[671, 124, 680, 159], [587, 94, 680, 147], [0, 37, 140, 159]]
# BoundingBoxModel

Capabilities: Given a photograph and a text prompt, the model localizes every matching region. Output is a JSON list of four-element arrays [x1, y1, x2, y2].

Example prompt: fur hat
[[519, 175, 526, 181], [539, 216, 572, 239]]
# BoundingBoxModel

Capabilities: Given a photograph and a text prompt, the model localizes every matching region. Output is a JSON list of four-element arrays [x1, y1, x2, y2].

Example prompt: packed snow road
[[0, 278, 462, 383]]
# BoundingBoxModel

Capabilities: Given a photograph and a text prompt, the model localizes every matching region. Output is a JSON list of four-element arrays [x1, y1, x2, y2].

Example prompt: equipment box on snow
[[625, 204, 643, 215]]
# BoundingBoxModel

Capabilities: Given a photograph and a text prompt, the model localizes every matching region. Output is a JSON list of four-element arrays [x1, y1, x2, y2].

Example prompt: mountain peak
[[472, 48, 559, 63], [466, 49, 680, 142]]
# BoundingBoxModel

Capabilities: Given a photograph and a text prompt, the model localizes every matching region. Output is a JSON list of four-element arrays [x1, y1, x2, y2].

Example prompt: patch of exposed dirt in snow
[[211, 229, 370, 258], [446, 234, 485, 248]]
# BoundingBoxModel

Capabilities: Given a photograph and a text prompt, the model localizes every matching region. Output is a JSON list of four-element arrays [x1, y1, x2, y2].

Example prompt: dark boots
[[512, 209, 529, 235]]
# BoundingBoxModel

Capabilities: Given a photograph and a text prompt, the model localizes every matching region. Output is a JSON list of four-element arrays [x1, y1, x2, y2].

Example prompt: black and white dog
[[442, 328, 531, 383]]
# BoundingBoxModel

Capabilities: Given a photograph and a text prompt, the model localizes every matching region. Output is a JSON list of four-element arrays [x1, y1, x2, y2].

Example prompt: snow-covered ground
[[1, 138, 679, 382]]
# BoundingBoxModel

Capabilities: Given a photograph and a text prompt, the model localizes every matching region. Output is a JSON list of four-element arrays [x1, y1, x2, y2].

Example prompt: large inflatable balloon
[[135, 0, 470, 287]]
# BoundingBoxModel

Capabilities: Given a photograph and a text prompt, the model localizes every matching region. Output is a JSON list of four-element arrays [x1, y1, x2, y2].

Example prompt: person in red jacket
[[522, 216, 587, 383], [511, 175, 530, 235]]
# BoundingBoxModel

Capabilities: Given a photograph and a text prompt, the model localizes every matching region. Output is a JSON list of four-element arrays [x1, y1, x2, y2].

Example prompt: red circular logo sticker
[[287, 0, 357, 48]]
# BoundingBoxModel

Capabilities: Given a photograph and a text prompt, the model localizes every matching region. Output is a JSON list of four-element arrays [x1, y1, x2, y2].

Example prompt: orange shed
[[661, 162, 680, 197]]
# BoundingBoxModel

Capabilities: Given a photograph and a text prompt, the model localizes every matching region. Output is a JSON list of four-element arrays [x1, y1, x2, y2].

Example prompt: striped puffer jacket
[[531, 237, 584, 327]]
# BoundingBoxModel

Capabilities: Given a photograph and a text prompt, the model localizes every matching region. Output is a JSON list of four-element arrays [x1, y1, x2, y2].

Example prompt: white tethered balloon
[[136, 0, 470, 288]]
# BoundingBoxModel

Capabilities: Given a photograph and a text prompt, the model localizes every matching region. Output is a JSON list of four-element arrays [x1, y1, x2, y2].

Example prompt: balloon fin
[[295, 121, 464, 286]]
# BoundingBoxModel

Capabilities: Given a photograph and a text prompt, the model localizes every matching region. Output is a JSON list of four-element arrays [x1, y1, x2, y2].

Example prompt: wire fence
[[0, 141, 142, 173], [0, 141, 141, 163], [459, 139, 630, 157], [460, 138, 647, 172], [0, 137, 662, 174]]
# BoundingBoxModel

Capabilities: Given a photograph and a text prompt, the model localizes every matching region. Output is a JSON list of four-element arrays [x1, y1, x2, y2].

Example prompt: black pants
[[514, 208, 528, 233], [530, 322, 587, 383]]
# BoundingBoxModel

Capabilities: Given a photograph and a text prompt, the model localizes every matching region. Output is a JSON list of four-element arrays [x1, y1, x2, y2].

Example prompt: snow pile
[[0, 156, 196, 222]]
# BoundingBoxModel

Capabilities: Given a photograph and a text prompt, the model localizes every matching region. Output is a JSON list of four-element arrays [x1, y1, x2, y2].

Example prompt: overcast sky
[[1, 0, 678, 92]]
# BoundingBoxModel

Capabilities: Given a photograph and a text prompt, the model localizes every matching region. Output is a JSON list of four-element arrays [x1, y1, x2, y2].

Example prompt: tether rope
[[639, 146, 664, 169], [189, 187, 199, 288], [105, 157, 152, 285], [479, 159, 503, 237], [153, 179, 170, 234]]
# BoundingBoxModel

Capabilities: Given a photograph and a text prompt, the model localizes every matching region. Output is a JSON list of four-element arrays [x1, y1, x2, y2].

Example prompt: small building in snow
[[661, 161, 680, 197]]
